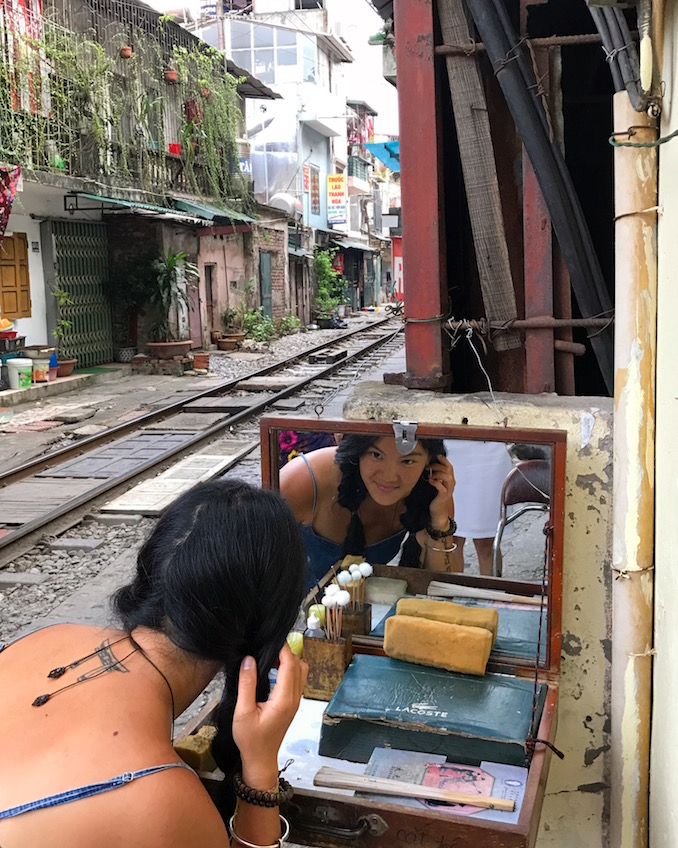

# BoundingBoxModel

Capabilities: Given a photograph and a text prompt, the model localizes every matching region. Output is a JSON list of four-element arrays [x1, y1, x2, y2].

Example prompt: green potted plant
[[314, 249, 340, 328], [221, 280, 254, 343], [52, 286, 78, 376], [146, 249, 198, 359]]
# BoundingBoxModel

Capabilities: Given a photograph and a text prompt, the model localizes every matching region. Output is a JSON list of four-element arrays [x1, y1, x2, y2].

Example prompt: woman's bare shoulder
[[129, 767, 228, 847], [279, 447, 339, 523]]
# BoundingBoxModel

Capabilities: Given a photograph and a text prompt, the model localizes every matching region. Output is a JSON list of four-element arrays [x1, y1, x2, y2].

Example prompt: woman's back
[[0, 624, 226, 848]]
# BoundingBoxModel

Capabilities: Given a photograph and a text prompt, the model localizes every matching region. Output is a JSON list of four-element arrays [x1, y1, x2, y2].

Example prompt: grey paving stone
[[0, 572, 50, 587], [48, 537, 103, 552]]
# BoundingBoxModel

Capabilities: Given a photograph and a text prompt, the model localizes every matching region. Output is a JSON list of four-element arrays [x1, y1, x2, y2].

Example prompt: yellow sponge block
[[384, 615, 492, 676], [396, 597, 498, 645], [174, 728, 217, 772]]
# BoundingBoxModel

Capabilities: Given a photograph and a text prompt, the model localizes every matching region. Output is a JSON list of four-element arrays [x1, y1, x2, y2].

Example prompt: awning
[[333, 238, 380, 253], [74, 192, 185, 216], [172, 198, 256, 224], [364, 141, 400, 173], [289, 246, 313, 258]]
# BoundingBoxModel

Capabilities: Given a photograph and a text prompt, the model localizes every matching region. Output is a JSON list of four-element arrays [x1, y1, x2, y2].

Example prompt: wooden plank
[[100, 444, 257, 515], [0, 478, 95, 524]]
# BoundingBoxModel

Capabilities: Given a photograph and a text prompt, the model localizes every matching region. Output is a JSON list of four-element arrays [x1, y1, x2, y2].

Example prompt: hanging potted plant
[[164, 64, 178, 84], [146, 249, 198, 359], [119, 45, 133, 59]]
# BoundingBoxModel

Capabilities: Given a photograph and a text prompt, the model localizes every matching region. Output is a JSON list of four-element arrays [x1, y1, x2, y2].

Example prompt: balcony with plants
[[0, 7, 250, 208]]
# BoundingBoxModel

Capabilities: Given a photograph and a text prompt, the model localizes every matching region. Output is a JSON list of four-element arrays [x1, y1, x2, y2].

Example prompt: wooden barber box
[[181, 418, 566, 848]]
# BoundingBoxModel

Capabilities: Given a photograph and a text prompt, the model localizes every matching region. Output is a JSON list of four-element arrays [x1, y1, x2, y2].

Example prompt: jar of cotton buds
[[302, 584, 352, 701], [336, 561, 374, 637]]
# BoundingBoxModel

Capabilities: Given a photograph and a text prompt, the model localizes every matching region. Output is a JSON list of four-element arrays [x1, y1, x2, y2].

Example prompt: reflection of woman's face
[[359, 436, 431, 506]]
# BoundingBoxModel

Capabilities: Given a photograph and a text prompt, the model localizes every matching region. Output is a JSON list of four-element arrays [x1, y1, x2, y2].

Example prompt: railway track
[[0, 318, 403, 555]]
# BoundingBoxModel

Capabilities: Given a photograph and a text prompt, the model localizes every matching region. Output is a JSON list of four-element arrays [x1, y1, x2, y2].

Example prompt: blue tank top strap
[[299, 452, 318, 520], [0, 762, 195, 820]]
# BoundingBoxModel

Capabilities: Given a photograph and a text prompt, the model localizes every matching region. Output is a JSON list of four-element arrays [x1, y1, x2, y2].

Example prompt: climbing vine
[[0, 14, 248, 206]]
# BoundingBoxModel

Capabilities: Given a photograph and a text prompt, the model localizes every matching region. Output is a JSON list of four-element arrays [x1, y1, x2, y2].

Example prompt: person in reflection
[[443, 440, 512, 576], [279, 434, 456, 587], [0, 479, 307, 848]]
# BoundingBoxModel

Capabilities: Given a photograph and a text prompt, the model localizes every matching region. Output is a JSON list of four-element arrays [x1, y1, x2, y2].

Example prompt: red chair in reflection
[[492, 459, 551, 577]]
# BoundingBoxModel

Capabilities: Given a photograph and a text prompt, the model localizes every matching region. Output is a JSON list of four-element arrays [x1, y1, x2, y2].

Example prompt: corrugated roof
[[172, 198, 256, 223]]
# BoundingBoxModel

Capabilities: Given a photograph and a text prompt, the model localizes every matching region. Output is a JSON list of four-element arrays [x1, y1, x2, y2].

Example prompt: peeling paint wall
[[651, 5, 678, 847], [343, 384, 614, 848]]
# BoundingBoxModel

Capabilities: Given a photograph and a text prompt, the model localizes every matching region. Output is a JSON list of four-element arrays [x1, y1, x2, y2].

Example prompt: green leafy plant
[[51, 285, 74, 354], [279, 314, 301, 335], [221, 280, 255, 332], [149, 249, 198, 341], [314, 249, 341, 319], [243, 307, 275, 342]]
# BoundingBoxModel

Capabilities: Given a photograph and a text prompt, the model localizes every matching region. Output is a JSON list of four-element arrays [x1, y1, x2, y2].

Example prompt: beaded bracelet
[[426, 518, 457, 540], [227, 813, 291, 848], [234, 773, 294, 808]]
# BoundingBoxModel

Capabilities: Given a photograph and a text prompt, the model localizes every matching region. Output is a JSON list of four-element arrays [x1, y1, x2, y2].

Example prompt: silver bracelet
[[227, 813, 290, 848], [426, 541, 458, 553]]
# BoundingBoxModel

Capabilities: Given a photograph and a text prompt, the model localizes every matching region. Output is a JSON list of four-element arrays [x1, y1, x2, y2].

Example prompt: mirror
[[260, 416, 566, 673]]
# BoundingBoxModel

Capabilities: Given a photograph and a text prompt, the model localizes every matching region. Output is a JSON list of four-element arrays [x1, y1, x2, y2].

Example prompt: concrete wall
[[343, 384, 614, 848], [651, 6, 678, 846], [198, 231, 250, 336]]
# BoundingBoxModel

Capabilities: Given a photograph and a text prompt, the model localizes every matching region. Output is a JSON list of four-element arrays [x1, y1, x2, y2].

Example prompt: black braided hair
[[334, 434, 446, 567], [113, 479, 305, 819]]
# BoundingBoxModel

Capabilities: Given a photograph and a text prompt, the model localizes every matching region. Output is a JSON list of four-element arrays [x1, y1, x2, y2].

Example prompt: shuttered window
[[0, 233, 31, 319]]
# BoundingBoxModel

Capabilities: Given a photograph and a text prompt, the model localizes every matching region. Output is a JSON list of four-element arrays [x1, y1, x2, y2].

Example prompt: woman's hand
[[232, 644, 308, 789], [427, 454, 456, 527]]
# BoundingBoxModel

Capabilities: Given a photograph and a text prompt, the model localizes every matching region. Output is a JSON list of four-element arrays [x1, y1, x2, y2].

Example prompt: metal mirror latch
[[392, 420, 418, 455]]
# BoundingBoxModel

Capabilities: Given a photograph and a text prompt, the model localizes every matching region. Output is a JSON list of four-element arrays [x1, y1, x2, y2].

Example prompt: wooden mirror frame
[[260, 416, 567, 679]]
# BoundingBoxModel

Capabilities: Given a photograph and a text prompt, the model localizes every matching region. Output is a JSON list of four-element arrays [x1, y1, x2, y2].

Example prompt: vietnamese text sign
[[327, 174, 346, 224]]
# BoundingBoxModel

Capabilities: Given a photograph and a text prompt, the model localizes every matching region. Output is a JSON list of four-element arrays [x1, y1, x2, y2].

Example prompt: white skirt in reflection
[[442, 440, 512, 539]]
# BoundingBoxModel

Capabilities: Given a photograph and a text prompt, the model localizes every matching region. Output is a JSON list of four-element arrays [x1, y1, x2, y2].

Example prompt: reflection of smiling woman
[[279, 434, 456, 587]]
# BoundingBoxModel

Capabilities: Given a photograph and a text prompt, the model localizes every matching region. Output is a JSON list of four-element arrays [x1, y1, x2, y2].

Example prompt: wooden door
[[0, 233, 31, 319]]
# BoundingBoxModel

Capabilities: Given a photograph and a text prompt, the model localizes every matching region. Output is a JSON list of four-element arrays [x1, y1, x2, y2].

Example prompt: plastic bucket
[[48, 366, 58, 382], [33, 358, 50, 382], [7, 358, 33, 389]]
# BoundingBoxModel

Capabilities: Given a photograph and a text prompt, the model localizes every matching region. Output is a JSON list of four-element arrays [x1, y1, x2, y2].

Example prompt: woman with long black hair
[[0, 479, 307, 848], [280, 433, 456, 587]]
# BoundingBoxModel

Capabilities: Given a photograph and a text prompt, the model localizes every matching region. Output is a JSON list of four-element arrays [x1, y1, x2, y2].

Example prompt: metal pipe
[[447, 317, 613, 331], [553, 339, 585, 356], [435, 31, 611, 56], [394, 0, 449, 389], [610, 93, 657, 848]]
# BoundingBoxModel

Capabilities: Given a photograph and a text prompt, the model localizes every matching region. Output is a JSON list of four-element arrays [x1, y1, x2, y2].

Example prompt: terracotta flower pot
[[192, 352, 210, 370], [119, 46, 133, 59], [146, 340, 192, 360], [210, 330, 223, 344], [217, 338, 237, 351], [164, 68, 178, 84], [223, 331, 246, 343], [56, 358, 78, 377]]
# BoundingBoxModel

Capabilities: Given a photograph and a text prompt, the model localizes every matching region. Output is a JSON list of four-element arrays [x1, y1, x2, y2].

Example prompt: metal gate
[[51, 221, 113, 367], [259, 250, 273, 320]]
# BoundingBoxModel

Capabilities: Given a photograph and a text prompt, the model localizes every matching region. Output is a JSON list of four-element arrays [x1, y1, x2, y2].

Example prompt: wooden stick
[[313, 767, 515, 812], [427, 581, 544, 607]]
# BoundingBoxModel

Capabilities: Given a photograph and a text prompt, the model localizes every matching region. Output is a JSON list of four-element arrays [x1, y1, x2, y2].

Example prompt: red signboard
[[303, 164, 310, 192]]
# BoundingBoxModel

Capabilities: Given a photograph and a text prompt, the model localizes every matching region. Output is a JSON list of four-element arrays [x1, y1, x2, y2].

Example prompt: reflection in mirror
[[262, 417, 565, 672]]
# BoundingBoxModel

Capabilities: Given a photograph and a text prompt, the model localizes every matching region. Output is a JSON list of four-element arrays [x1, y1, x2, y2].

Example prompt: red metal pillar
[[523, 147, 555, 393], [388, 0, 449, 390]]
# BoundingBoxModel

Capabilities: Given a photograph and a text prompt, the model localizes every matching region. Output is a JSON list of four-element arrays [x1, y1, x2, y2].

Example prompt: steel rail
[[0, 317, 392, 486], [0, 326, 401, 552]]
